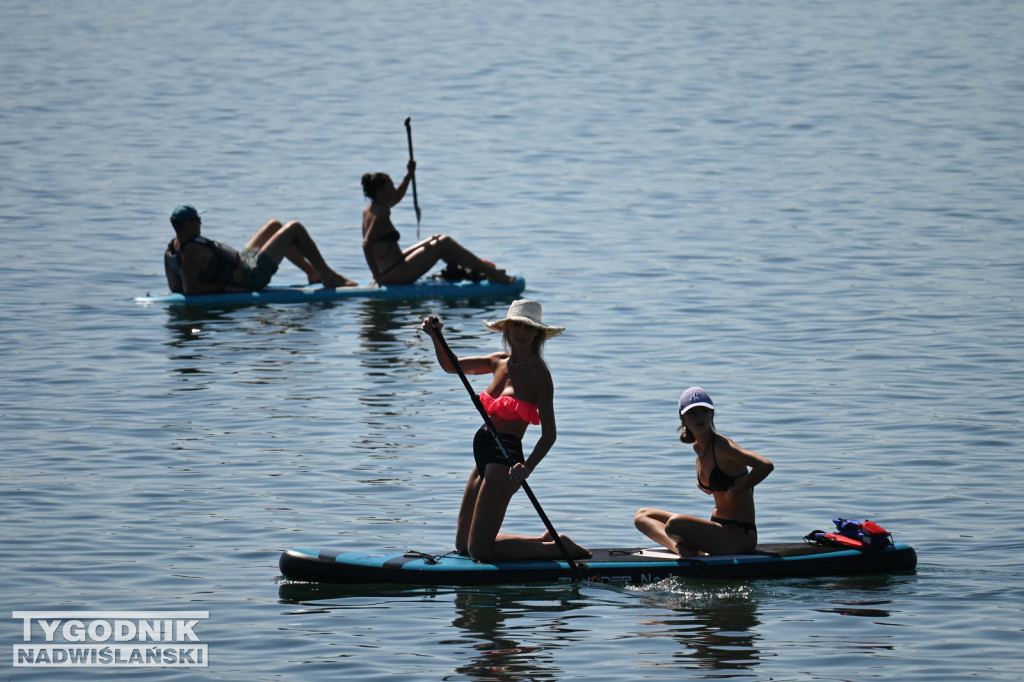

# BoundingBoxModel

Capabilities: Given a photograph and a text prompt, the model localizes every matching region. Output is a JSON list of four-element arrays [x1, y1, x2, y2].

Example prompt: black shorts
[[239, 248, 279, 290], [472, 427, 524, 478]]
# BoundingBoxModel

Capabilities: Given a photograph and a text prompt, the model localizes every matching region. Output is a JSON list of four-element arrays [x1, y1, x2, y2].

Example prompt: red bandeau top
[[478, 391, 540, 425]]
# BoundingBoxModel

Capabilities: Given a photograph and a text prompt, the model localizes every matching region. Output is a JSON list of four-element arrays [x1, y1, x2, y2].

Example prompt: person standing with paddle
[[421, 301, 590, 563]]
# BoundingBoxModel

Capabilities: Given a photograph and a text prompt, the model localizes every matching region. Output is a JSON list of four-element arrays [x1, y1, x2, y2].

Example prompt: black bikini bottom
[[711, 516, 757, 534], [472, 428, 524, 478]]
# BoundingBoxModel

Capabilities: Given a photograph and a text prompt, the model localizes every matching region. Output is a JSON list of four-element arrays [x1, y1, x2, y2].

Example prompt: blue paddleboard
[[279, 542, 917, 586], [135, 274, 526, 306]]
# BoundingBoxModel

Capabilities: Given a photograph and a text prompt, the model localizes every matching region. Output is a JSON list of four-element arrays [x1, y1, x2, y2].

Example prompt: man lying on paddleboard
[[164, 204, 357, 295]]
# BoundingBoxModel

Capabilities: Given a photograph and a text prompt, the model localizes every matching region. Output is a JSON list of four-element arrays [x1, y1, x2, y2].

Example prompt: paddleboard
[[134, 274, 526, 306], [279, 541, 917, 586]]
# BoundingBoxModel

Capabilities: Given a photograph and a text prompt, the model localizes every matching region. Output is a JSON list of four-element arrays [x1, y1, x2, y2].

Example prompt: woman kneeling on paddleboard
[[362, 161, 515, 286], [421, 300, 590, 563], [634, 387, 774, 557]]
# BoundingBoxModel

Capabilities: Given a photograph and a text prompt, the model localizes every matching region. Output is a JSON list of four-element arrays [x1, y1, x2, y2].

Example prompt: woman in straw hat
[[634, 385, 770, 557], [634, 387, 774, 556], [422, 300, 590, 562]]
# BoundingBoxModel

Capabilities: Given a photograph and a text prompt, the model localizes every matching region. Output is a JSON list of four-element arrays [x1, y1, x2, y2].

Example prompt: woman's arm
[[720, 437, 774, 499], [421, 316, 499, 375], [391, 160, 416, 207], [515, 366, 556, 482]]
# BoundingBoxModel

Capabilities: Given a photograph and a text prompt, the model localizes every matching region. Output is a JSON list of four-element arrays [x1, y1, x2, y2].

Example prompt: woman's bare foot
[[673, 542, 702, 557], [479, 259, 515, 284], [538, 529, 590, 558], [558, 535, 592, 559], [321, 271, 360, 288], [487, 269, 515, 284]]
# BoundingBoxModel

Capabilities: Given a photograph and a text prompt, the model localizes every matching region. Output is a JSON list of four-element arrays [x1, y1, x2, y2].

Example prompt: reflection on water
[[621, 574, 909, 672], [278, 583, 581, 680], [160, 295, 518, 377], [355, 299, 425, 353], [278, 579, 771, 677], [815, 604, 892, 618], [449, 588, 575, 681], [354, 296, 520, 366], [629, 579, 763, 673], [163, 302, 333, 348], [810, 573, 900, 621]]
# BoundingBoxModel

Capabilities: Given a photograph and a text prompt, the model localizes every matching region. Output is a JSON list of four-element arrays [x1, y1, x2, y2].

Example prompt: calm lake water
[[2, 0, 1023, 679]]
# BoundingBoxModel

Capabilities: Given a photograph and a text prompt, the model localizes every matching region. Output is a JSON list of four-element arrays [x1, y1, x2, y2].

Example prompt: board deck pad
[[135, 274, 526, 306], [279, 542, 917, 586]]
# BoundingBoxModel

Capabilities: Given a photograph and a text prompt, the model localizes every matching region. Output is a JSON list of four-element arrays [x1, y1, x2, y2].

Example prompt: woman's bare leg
[[635, 508, 694, 554], [466, 465, 590, 562], [424, 235, 511, 283], [378, 235, 513, 284], [634, 508, 756, 556], [492, 531, 592, 560], [665, 515, 757, 555], [455, 470, 481, 556]]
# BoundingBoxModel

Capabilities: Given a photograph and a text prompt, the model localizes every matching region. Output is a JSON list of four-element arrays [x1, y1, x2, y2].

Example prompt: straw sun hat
[[484, 300, 565, 338]]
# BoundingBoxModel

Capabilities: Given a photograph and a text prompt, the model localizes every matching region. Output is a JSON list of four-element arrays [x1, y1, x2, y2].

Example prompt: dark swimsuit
[[471, 393, 538, 478], [711, 516, 757, 534], [697, 436, 740, 493], [698, 436, 757, 534], [372, 229, 405, 279], [374, 229, 401, 243], [472, 428, 524, 478]]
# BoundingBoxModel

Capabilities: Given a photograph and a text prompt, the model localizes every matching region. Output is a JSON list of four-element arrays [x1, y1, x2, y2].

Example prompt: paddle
[[404, 117, 422, 239], [425, 323, 584, 580]]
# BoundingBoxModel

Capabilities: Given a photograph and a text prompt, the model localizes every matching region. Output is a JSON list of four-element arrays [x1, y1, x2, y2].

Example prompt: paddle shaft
[[429, 327, 583, 579], [404, 117, 422, 238]]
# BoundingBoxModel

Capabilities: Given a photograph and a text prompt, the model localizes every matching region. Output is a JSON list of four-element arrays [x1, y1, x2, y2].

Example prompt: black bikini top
[[373, 229, 401, 244], [697, 436, 741, 493]]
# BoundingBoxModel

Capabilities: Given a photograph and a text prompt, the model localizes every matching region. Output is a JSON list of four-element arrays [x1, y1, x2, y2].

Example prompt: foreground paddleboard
[[279, 542, 917, 586], [135, 274, 526, 306]]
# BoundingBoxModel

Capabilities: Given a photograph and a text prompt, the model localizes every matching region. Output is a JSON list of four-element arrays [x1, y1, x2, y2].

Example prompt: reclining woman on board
[[634, 387, 774, 557], [421, 300, 590, 563], [361, 160, 515, 286]]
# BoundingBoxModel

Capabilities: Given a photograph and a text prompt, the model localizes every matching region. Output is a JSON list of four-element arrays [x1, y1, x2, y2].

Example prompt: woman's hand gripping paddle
[[424, 321, 584, 581]]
